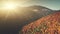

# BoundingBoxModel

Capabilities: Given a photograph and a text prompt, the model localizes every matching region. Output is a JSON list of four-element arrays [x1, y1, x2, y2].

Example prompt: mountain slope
[[21, 11, 60, 34], [0, 5, 55, 34], [17, 5, 54, 30]]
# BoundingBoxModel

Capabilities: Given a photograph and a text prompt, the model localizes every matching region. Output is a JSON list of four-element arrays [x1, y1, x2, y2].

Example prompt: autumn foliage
[[21, 12, 60, 34]]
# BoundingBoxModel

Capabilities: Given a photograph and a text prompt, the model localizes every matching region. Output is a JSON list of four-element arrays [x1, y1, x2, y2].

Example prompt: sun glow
[[0, 2, 20, 14], [0, 2, 21, 19], [4, 3, 16, 9], [2, 2, 18, 10]]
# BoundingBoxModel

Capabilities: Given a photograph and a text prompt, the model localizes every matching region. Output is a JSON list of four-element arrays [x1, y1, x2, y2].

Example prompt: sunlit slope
[[21, 11, 60, 34]]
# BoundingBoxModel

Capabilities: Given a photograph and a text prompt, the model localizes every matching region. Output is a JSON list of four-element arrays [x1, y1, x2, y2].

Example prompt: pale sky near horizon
[[23, 0, 60, 10], [0, 0, 60, 10]]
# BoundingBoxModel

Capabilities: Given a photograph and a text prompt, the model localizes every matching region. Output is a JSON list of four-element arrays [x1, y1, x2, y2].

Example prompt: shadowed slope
[[0, 5, 55, 34], [17, 5, 54, 31]]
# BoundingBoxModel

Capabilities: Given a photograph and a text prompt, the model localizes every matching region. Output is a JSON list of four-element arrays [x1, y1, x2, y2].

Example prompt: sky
[[21, 0, 60, 10], [0, 0, 60, 10]]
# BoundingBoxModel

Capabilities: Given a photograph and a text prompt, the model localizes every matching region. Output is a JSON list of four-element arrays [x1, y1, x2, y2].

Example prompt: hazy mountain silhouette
[[0, 5, 56, 34], [21, 11, 60, 34]]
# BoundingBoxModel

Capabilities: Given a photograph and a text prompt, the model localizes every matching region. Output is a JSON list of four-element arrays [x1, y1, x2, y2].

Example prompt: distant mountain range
[[0, 5, 59, 34]]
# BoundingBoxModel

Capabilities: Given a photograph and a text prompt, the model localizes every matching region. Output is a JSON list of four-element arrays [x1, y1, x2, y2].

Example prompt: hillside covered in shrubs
[[21, 11, 60, 34]]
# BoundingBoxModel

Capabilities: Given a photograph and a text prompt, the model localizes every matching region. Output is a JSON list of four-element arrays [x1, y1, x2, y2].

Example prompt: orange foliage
[[21, 12, 60, 34]]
